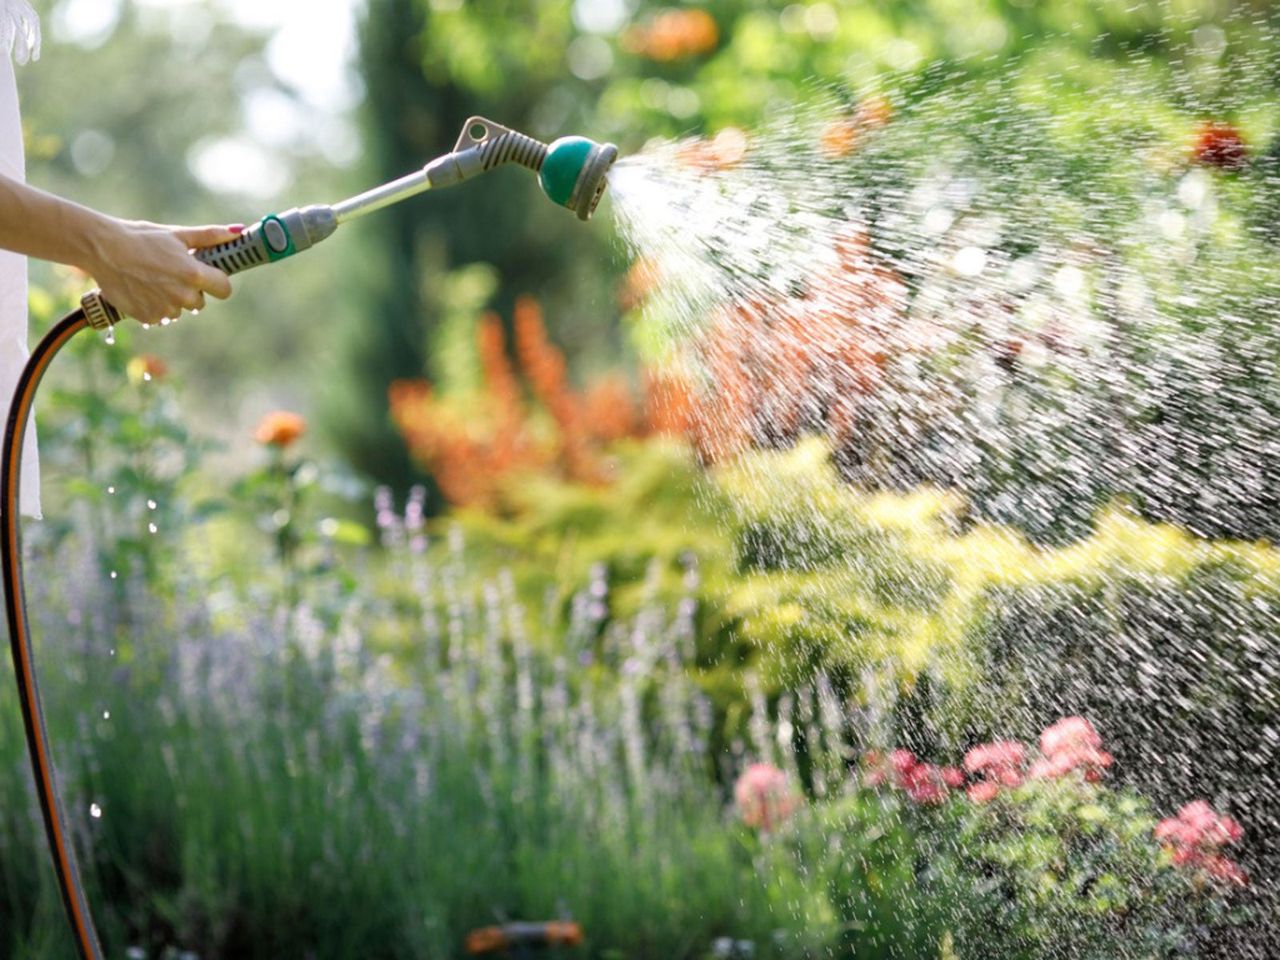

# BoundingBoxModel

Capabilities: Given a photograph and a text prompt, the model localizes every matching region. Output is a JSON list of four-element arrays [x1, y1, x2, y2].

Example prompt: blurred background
[[23, 0, 1278, 504], [7, 2, 1280, 958]]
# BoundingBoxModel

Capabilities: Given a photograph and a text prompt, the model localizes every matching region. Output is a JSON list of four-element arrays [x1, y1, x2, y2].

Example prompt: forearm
[[0, 173, 236, 323], [0, 172, 117, 272]]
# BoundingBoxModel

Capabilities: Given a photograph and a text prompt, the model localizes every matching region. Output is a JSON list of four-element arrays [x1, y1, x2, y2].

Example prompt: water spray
[[3, 116, 617, 960]]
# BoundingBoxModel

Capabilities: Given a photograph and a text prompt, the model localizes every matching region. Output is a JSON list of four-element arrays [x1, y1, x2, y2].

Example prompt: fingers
[[174, 225, 237, 299], [105, 284, 208, 326], [181, 290, 207, 313], [90, 221, 240, 325], [174, 224, 244, 249], [195, 261, 233, 300]]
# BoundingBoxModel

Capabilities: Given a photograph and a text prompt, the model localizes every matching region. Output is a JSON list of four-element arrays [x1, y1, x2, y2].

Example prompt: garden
[[4, 1, 1279, 958]]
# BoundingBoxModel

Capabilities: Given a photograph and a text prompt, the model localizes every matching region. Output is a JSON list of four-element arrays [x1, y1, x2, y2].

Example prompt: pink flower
[[1039, 716, 1102, 757], [734, 763, 799, 832], [1029, 744, 1114, 782], [967, 781, 1001, 804], [901, 763, 948, 806], [881, 749, 924, 790], [964, 741, 1026, 784], [1156, 798, 1247, 887], [995, 767, 1025, 788], [1177, 801, 1218, 836], [1171, 845, 1205, 868], [890, 749, 918, 781], [1212, 815, 1245, 846], [940, 766, 966, 789], [1205, 855, 1249, 887]]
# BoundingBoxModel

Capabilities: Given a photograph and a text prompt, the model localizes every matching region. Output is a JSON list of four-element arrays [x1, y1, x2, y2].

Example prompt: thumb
[[174, 224, 245, 249]]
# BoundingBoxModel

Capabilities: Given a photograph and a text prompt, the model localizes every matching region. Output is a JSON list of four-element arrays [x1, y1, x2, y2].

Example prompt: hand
[[83, 220, 240, 325]]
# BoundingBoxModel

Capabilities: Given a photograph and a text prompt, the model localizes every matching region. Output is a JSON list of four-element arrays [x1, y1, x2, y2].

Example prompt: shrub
[[811, 720, 1250, 959], [710, 442, 1278, 952], [388, 296, 681, 512]]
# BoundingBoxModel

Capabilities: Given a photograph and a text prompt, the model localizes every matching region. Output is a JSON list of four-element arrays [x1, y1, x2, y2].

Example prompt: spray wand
[[3, 116, 617, 960]]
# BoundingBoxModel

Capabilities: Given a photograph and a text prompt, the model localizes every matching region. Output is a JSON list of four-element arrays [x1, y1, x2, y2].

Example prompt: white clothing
[[1, 0, 40, 518]]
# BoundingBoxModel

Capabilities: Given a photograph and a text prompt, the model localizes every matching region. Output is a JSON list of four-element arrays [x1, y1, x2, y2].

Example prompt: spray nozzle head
[[449, 117, 618, 220], [539, 136, 618, 220]]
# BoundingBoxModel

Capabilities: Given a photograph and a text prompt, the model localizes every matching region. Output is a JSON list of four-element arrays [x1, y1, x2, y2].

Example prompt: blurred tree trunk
[[327, 0, 581, 504]]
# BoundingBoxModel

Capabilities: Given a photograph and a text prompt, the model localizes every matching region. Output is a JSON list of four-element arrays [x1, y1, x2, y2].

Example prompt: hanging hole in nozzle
[[455, 115, 511, 152]]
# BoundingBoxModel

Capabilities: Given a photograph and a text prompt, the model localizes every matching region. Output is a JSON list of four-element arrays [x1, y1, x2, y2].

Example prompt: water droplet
[[106, 485, 115, 495], [102, 710, 110, 720], [142, 372, 152, 382], [148, 522, 157, 534], [952, 246, 987, 277], [1157, 209, 1185, 240], [89, 803, 102, 819], [147, 499, 157, 510], [104, 327, 115, 346], [109, 570, 117, 579], [1053, 264, 1085, 297]]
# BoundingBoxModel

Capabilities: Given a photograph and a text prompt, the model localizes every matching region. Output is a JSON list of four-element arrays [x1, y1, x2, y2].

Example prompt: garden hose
[[3, 116, 617, 960], [2, 308, 101, 960]]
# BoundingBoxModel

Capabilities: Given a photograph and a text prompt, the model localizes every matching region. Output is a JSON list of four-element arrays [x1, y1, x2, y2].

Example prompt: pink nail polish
[[229, 224, 246, 234]]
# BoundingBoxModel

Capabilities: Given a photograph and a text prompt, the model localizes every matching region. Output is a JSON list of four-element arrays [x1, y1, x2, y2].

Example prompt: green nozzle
[[539, 136, 619, 221], [418, 117, 620, 221]]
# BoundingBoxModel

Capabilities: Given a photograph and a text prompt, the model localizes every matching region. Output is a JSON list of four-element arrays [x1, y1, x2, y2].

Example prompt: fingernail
[[229, 224, 246, 234]]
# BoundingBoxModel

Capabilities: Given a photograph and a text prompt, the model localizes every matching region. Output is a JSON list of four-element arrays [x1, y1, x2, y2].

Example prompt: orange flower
[[389, 298, 689, 511], [619, 257, 662, 311], [513, 296, 603, 483], [643, 371, 696, 437], [677, 127, 749, 172], [254, 411, 306, 448], [819, 119, 859, 159], [856, 94, 892, 130], [126, 353, 168, 385], [582, 375, 640, 443], [623, 8, 718, 62], [818, 96, 892, 159]]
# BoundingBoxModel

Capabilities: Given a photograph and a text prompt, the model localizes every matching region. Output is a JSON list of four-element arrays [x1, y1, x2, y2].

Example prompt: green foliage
[[30, 274, 205, 595], [807, 750, 1244, 959], [0, 553, 828, 960], [9, 280, 1267, 957]]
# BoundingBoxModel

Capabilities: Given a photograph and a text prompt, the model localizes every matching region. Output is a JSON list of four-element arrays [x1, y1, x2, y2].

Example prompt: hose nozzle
[[430, 116, 617, 220]]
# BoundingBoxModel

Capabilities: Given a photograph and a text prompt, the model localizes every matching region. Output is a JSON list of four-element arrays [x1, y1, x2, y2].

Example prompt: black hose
[[3, 308, 105, 960]]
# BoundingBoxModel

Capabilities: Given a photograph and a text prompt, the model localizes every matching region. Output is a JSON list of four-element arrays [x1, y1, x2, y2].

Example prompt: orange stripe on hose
[[4, 313, 104, 960]]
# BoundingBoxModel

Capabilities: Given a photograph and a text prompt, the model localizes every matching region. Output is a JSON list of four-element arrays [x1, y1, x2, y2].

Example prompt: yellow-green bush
[[716, 440, 1279, 947]]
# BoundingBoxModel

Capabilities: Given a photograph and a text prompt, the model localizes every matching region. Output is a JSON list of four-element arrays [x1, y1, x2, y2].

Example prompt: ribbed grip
[[477, 130, 548, 173], [194, 227, 271, 275]]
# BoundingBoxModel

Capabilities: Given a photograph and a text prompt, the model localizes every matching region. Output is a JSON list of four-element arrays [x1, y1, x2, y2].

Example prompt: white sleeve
[[0, 52, 42, 519], [1, 1, 40, 66]]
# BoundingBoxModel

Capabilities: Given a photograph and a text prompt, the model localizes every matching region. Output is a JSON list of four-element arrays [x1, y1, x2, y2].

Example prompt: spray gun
[[4, 117, 617, 960], [81, 116, 618, 328]]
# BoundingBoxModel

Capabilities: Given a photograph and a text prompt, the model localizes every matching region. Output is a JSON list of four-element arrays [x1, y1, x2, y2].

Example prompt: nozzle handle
[[80, 206, 338, 328], [195, 205, 338, 275]]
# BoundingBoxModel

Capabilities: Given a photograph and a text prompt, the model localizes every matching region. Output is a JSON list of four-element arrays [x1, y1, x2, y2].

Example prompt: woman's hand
[[83, 219, 241, 325]]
